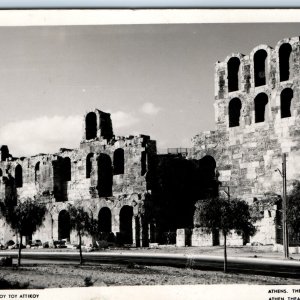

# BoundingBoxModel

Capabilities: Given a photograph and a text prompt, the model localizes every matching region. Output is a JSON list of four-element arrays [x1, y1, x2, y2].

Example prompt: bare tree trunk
[[224, 233, 227, 273], [51, 215, 54, 242], [18, 234, 22, 267], [79, 232, 83, 265]]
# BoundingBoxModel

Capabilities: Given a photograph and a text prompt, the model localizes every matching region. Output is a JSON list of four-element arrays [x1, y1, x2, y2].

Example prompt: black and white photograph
[[0, 8, 299, 299]]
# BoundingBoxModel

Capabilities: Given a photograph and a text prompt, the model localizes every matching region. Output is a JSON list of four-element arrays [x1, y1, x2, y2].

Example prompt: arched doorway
[[98, 207, 112, 233], [58, 210, 70, 241], [119, 205, 133, 244]]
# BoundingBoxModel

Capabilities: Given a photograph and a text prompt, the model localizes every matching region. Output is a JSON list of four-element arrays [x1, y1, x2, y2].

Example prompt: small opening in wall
[[35, 161, 40, 183], [86, 153, 94, 178], [228, 98, 242, 127], [113, 148, 124, 175], [62, 157, 71, 182]]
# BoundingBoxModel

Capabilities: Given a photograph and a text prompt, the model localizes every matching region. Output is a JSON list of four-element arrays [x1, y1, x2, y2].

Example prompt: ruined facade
[[0, 109, 157, 247], [190, 36, 300, 246]]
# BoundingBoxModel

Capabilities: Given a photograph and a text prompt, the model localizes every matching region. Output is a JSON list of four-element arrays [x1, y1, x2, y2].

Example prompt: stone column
[[132, 216, 138, 247], [52, 213, 59, 241], [176, 228, 192, 247], [111, 211, 119, 234]]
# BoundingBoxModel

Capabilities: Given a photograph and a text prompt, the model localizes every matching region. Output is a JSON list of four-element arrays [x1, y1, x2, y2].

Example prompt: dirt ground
[[0, 263, 299, 289], [1, 245, 299, 289]]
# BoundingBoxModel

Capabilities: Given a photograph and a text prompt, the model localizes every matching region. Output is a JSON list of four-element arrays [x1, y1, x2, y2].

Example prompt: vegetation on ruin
[[0, 197, 46, 266], [287, 181, 300, 241], [250, 193, 281, 222], [194, 196, 255, 272]]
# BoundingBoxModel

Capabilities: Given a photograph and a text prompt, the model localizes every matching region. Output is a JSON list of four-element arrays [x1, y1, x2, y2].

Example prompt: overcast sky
[[0, 23, 300, 156]]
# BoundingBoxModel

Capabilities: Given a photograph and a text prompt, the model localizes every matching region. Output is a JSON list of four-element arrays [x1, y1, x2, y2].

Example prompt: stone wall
[[190, 36, 300, 201], [189, 37, 300, 246]]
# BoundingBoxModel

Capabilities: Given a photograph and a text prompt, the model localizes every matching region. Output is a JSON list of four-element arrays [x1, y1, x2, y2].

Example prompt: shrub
[[0, 277, 29, 289], [84, 276, 93, 287]]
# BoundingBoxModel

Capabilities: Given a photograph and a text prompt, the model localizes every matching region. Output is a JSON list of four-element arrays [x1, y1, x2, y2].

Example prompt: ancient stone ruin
[[190, 36, 300, 247], [1, 36, 300, 249], [0, 109, 157, 247]]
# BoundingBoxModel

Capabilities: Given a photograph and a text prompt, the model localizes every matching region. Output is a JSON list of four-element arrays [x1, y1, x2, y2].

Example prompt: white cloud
[[111, 111, 139, 130], [140, 102, 162, 116], [0, 110, 140, 157], [0, 115, 82, 157], [180, 137, 192, 148]]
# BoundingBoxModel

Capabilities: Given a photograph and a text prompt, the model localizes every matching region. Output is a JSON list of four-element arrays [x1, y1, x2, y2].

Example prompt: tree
[[67, 204, 91, 265], [287, 181, 300, 242], [0, 197, 47, 266], [195, 196, 255, 272]]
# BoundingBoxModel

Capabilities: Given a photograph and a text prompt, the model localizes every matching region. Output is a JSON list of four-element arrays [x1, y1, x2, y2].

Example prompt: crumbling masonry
[[0, 109, 157, 247]]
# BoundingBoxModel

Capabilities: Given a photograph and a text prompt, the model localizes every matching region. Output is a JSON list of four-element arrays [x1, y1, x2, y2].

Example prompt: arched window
[[200, 155, 216, 177], [254, 49, 268, 87], [228, 98, 242, 127], [281, 88, 293, 118], [86, 153, 94, 178], [15, 164, 23, 188], [227, 57, 240, 92], [35, 162, 40, 183], [113, 148, 124, 175], [97, 153, 113, 197], [62, 157, 71, 181], [85, 112, 97, 140], [58, 210, 70, 240], [0, 145, 9, 162], [98, 207, 112, 233], [279, 43, 292, 82], [254, 93, 269, 123]]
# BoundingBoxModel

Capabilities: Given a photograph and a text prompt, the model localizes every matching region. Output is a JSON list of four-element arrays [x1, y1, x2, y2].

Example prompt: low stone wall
[[250, 209, 277, 245], [176, 228, 191, 247], [191, 228, 213, 246], [219, 231, 243, 246]]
